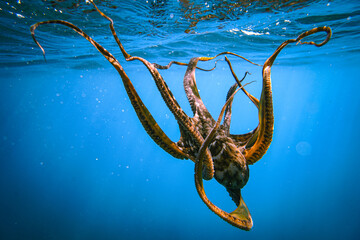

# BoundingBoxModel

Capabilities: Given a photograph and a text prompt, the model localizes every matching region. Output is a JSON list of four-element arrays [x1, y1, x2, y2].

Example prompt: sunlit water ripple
[[1, 0, 359, 67]]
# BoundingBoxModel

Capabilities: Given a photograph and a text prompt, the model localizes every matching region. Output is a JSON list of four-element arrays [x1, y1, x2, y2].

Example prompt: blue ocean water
[[1, 0, 360, 239]]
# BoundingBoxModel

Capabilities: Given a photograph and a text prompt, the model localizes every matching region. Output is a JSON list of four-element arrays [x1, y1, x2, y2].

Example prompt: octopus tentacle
[[225, 57, 259, 108], [30, 20, 190, 160], [89, 0, 184, 120], [184, 57, 214, 118], [88, 0, 217, 178], [223, 82, 238, 132], [223, 67, 256, 131], [222, 57, 260, 145], [244, 26, 332, 164], [153, 59, 220, 72]]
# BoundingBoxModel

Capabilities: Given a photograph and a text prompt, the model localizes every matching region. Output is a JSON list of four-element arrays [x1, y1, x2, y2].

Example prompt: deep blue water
[[1, 0, 360, 239]]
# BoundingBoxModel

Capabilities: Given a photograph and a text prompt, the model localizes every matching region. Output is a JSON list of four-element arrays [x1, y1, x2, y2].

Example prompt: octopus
[[30, 0, 331, 230]]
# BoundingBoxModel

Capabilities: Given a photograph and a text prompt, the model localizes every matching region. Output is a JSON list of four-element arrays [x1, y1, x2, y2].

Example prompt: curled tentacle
[[265, 26, 331, 67], [244, 26, 332, 164], [297, 26, 332, 47]]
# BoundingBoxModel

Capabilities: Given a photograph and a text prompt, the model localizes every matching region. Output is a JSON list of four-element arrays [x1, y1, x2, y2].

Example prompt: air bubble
[[296, 141, 312, 156]]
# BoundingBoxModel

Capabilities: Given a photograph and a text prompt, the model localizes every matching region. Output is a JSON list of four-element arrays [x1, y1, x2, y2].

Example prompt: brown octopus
[[30, 0, 331, 230]]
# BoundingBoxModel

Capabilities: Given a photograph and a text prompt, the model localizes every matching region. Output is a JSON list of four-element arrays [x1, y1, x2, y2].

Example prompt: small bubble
[[169, 13, 174, 19], [95, 157, 99, 161], [296, 141, 312, 156]]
